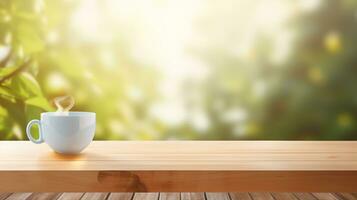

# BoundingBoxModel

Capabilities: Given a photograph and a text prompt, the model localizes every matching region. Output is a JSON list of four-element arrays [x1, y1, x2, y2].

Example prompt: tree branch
[[0, 59, 32, 84]]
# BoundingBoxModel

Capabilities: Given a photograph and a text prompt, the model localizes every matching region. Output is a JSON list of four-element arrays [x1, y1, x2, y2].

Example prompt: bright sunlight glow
[[70, 0, 308, 126]]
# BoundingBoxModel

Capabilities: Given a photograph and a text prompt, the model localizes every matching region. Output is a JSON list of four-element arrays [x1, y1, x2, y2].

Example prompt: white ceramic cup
[[26, 112, 96, 154]]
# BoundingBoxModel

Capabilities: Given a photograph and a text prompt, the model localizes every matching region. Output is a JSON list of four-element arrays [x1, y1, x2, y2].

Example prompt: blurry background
[[1, 0, 357, 140]]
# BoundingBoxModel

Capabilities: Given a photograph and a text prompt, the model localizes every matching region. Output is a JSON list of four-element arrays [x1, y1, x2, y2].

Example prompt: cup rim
[[41, 112, 96, 117]]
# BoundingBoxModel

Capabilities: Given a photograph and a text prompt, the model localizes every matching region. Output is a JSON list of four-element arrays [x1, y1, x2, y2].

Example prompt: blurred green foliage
[[0, 0, 357, 140]]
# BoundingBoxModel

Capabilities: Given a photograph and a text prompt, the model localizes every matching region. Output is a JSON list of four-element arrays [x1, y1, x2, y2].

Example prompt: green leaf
[[0, 98, 25, 139], [0, 86, 16, 101], [0, 67, 17, 77], [8, 72, 42, 99], [25, 96, 53, 111]]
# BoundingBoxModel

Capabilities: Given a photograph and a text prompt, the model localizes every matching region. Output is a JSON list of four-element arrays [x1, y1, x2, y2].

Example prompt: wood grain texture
[[0, 193, 355, 200], [26, 193, 61, 200], [107, 193, 133, 200], [334, 193, 357, 200], [1, 141, 357, 192], [132, 193, 159, 200], [249, 193, 274, 200], [312, 193, 340, 200], [81, 193, 109, 200], [159, 193, 180, 200], [0, 194, 11, 200], [1, 171, 357, 192], [5, 193, 32, 200], [229, 193, 252, 200], [294, 193, 317, 200], [272, 193, 299, 200], [181, 193, 205, 200], [1, 141, 357, 170], [206, 193, 230, 200], [57, 193, 84, 200]]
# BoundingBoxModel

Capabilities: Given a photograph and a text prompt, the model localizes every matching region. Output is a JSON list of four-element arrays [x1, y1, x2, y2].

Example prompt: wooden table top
[[1, 141, 357, 171], [1, 141, 357, 192], [1, 192, 356, 200]]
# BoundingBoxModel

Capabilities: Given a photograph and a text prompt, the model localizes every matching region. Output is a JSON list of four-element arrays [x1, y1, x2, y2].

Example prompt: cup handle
[[26, 119, 44, 144]]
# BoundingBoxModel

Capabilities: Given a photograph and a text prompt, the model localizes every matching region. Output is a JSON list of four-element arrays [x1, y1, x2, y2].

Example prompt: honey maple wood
[[0, 141, 357, 192], [2, 193, 356, 200]]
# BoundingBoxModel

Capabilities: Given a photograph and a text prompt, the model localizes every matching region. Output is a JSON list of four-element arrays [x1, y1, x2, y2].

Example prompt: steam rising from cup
[[54, 95, 75, 114]]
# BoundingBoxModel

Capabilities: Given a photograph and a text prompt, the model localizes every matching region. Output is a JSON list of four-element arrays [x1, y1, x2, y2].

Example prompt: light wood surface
[[132, 193, 159, 200], [272, 193, 299, 200], [107, 193, 133, 200], [1, 193, 357, 200], [57, 193, 84, 200], [1, 141, 357, 192], [229, 193, 252, 200], [5, 193, 32, 200], [159, 193, 180, 200], [26, 193, 61, 200], [1, 141, 357, 171], [294, 193, 317, 200], [206, 193, 230, 200], [181, 193, 205, 200]]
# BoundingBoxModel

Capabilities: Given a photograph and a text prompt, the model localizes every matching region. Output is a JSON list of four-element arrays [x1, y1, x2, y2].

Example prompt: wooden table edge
[[1, 170, 357, 192]]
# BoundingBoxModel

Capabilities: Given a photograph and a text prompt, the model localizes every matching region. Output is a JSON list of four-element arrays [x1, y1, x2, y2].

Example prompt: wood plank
[[1, 193, 354, 200], [1, 141, 357, 171], [81, 193, 109, 200], [181, 193, 205, 200], [5, 193, 32, 200], [229, 193, 252, 200], [206, 193, 230, 200], [272, 193, 299, 200], [1, 171, 357, 192], [107, 193, 134, 200], [159, 193, 180, 200], [0, 193, 11, 200], [334, 193, 357, 200], [1, 141, 357, 192], [294, 193, 317, 200], [249, 193, 274, 200], [312, 193, 340, 200], [26, 193, 61, 200], [57, 193, 84, 200], [133, 193, 159, 200]]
